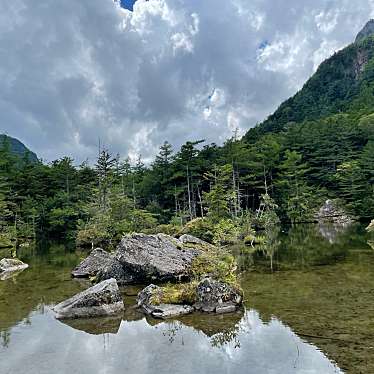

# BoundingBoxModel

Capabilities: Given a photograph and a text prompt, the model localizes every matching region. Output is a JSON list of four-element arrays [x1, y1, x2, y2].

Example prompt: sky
[[1, 0, 374, 163]]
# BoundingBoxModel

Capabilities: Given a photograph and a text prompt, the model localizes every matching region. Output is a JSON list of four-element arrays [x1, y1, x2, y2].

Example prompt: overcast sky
[[0, 0, 373, 163]]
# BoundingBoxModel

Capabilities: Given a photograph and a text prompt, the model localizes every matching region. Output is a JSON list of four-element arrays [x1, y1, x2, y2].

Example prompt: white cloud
[[0, 0, 374, 162]]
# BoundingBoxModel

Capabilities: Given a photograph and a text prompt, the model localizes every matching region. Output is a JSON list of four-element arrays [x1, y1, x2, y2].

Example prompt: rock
[[179, 234, 209, 246], [95, 259, 134, 285], [137, 284, 194, 319], [0, 258, 28, 273], [194, 278, 242, 314], [72, 248, 119, 278], [366, 219, 374, 232], [53, 279, 124, 320], [316, 200, 354, 225], [115, 233, 201, 283]]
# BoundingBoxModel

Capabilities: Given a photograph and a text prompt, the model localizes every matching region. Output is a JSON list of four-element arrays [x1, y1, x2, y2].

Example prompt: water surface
[[0, 224, 373, 374]]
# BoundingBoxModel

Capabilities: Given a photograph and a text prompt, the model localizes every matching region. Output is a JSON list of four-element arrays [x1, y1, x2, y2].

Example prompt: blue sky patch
[[121, 0, 137, 11]]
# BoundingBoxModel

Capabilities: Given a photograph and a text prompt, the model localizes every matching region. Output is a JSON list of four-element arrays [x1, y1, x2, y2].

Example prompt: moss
[[150, 282, 198, 305], [149, 245, 243, 306], [181, 241, 214, 252], [190, 248, 240, 289], [244, 235, 255, 245]]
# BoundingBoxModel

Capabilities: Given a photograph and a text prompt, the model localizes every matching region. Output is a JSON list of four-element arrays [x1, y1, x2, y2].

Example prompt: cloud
[[0, 0, 373, 163]]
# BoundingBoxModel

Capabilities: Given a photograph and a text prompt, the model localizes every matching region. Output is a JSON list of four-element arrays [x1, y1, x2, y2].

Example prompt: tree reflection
[[0, 330, 10, 348]]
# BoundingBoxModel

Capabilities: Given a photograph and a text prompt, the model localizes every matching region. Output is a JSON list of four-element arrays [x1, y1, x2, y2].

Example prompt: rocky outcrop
[[179, 234, 210, 247], [137, 278, 243, 318], [115, 233, 201, 283], [366, 219, 374, 232], [72, 234, 213, 285], [53, 279, 124, 319], [137, 284, 194, 319], [0, 258, 28, 273], [95, 259, 133, 285], [72, 248, 133, 285], [194, 278, 243, 314], [316, 200, 354, 225]]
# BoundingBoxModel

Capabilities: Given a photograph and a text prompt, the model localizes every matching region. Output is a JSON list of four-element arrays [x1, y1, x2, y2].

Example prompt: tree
[[95, 149, 117, 211], [277, 150, 314, 222], [203, 164, 236, 222]]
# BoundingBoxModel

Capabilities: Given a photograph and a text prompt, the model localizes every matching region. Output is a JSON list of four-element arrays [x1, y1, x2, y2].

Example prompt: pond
[[0, 223, 373, 374]]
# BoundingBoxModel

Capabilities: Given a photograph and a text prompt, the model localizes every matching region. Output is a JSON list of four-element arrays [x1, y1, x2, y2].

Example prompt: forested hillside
[[0, 25, 373, 248], [0, 135, 38, 163]]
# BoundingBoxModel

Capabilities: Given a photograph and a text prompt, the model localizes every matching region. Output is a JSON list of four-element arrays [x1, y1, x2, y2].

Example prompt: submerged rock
[[137, 284, 193, 319], [0, 258, 28, 273], [53, 278, 124, 320], [115, 233, 201, 283], [316, 200, 354, 225], [72, 248, 120, 279], [194, 278, 243, 314]]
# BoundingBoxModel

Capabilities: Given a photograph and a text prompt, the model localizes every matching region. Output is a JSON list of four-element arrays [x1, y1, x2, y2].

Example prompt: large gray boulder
[[137, 284, 193, 319], [194, 278, 243, 314], [316, 200, 354, 225], [72, 248, 120, 279], [95, 259, 134, 285], [115, 233, 201, 283], [53, 279, 124, 319], [0, 258, 28, 273]]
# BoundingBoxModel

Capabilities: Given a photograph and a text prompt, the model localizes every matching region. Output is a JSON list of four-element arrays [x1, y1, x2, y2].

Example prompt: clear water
[[0, 224, 373, 374]]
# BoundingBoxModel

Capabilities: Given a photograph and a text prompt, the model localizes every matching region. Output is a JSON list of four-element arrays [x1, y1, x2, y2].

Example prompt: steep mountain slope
[[244, 21, 374, 141], [0, 134, 38, 162]]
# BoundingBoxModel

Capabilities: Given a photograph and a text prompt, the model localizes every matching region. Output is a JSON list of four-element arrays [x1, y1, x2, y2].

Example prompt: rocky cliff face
[[355, 20, 374, 43]]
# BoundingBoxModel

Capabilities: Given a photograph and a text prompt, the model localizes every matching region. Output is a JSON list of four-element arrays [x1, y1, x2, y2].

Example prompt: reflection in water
[[0, 268, 27, 281], [233, 223, 368, 272], [318, 222, 352, 244], [0, 308, 342, 374], [59, 315, 123, 335], [0, 224, 372, 373]]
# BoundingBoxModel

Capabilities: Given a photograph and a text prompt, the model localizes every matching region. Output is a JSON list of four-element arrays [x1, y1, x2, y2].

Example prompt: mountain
[[244, 21, 374, 141], [0, 134, 38, 163], [355, 19, 374, 43]]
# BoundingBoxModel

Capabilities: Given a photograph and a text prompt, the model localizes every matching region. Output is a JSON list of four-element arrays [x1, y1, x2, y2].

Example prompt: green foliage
[[182, 218, 216, 243], [203, 164, 236, 221], [212, 219, 240, 246], [2, 32, 374, 244], [191, 248, 239, 287]]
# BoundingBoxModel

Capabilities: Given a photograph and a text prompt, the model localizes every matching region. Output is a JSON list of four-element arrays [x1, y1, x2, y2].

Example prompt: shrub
[[213, 219, 240, 246], [181, 217, 215, 243]]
